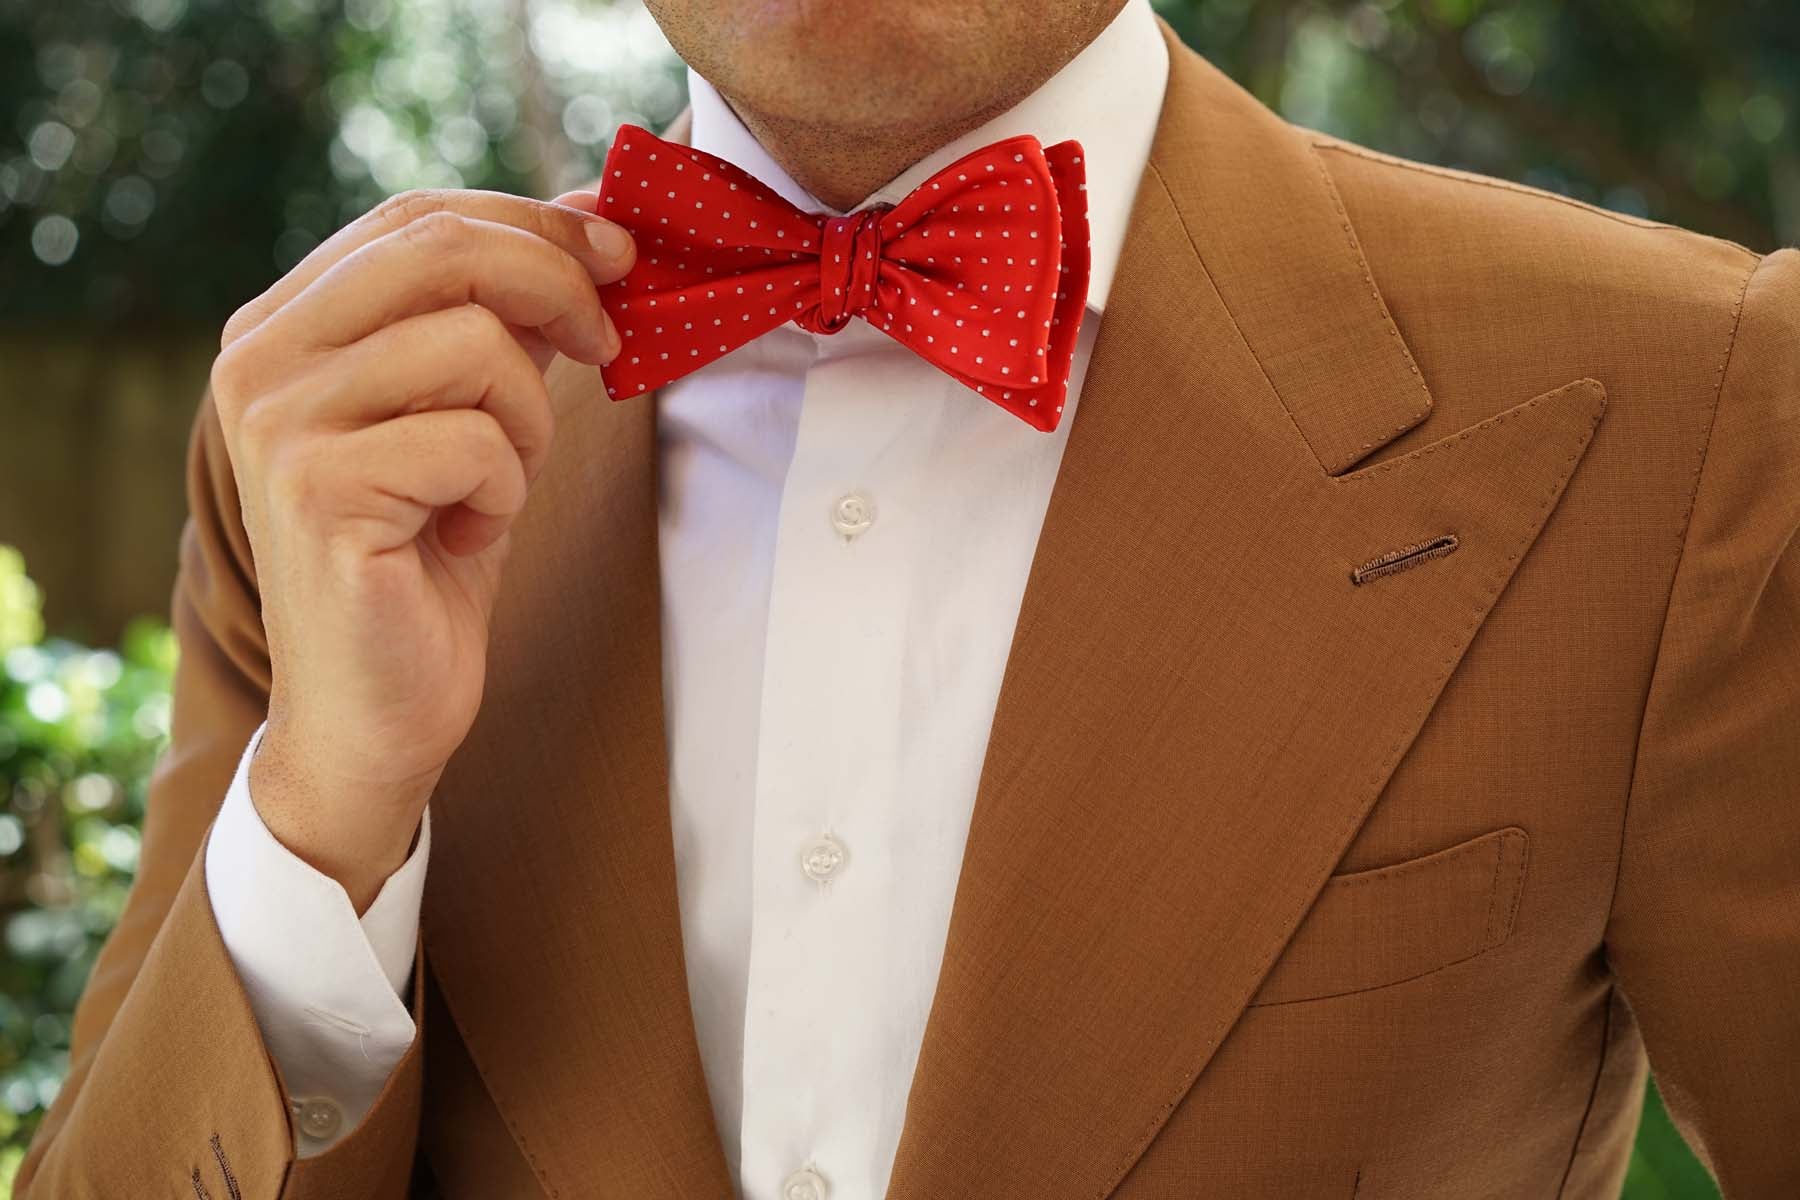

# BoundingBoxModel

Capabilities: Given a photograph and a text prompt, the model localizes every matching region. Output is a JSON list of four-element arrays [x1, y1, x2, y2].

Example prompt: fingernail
[[598, 312, 623, 363], [585, 219, 632, 261]]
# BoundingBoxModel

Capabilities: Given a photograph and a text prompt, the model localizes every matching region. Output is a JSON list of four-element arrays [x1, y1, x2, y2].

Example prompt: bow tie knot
[[594, 125, 1091, 432], [814, 207, 887, 333]]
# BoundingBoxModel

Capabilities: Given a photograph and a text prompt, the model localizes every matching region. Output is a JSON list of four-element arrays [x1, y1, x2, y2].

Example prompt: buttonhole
[[1350, 533, 1459, 586]]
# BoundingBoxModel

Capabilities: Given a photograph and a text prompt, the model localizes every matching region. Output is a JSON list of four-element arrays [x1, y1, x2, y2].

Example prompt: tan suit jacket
[[19, 24, 1800, 1200]]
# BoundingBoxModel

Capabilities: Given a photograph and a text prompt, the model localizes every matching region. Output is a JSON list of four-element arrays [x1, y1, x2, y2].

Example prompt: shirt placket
[[738, 335, 920, 1200]]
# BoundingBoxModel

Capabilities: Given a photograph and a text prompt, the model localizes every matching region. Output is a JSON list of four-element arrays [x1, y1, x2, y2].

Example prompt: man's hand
[[207, 188, 633, 910]]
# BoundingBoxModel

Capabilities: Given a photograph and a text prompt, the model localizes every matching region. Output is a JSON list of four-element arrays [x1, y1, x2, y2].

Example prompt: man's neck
[[722, 96, 1030, 214]]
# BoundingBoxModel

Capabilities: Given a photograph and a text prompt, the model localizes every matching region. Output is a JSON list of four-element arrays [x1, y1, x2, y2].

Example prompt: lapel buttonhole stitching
[[1350, 532, 1460, 586]]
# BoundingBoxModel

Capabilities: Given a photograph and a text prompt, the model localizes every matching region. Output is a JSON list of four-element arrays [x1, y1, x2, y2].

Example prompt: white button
[[800, 834, 847, 883], [783, 1167, 829, 1200], [830, 491, 875, 538], [295, 1096, 342, 1141]]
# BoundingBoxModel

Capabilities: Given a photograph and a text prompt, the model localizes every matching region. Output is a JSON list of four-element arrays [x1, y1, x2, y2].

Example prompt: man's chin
[[647, 0, 994, 122]]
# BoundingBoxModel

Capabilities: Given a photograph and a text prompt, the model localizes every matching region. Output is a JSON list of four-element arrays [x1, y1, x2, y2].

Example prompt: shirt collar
[[684, 0, 1168, 314]]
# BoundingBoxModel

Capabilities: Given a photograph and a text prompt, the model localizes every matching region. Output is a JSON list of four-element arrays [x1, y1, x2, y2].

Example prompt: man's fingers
[[221, 188, 631, 349], [297, 305, 556, 485], [262, 212, 621, 364], [313, 408, 529, 557], [509, 324, 559, 376]]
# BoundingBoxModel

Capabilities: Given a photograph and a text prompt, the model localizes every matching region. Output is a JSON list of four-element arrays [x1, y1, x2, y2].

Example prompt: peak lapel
[[420, 358, 733, 1197], [885, 30, 1605, 1200]]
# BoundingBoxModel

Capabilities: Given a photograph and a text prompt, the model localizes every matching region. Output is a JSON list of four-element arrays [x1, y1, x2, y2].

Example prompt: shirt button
[[295, 1096, 342, 1141], [830, 491, 875, 538], [783, 1167, 829, 1200], [800, 833, 847, 883]]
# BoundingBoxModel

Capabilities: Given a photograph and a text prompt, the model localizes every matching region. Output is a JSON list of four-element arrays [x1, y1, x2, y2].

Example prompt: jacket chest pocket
[[1248, 826, 1530, 1006]]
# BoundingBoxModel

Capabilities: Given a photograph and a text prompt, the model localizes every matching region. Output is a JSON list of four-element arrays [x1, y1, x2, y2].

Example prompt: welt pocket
[[1247, 826, 1530, 1007]]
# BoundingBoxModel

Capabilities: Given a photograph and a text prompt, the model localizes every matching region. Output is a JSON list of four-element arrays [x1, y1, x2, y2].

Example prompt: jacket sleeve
[[15, 390, 426, 1199], [1604, 247, 1800, 1198]]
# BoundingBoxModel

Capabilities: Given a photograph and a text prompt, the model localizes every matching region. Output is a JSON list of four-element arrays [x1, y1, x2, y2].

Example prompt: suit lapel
[[420, 355, 733, 1197], [885, 29, 1605, 1200]]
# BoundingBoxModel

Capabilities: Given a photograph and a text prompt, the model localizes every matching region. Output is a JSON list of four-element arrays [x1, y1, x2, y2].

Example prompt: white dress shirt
[[204, 3, 1168, 1195]]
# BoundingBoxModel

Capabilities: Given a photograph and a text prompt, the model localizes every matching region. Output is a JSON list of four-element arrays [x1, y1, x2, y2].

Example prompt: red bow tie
[[593, 124, 1091, 432]]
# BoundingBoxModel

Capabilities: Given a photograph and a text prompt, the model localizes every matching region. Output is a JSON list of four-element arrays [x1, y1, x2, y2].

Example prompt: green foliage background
[[4, 0, 1794, 1192], [0, 549, 175, 1186]]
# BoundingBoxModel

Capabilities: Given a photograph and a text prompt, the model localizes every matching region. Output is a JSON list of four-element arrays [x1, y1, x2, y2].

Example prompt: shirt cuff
[[204, 720, 430, 1157]]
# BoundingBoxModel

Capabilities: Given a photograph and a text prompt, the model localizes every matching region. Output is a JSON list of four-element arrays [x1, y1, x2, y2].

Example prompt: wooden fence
[[1, 327, 214, 645]]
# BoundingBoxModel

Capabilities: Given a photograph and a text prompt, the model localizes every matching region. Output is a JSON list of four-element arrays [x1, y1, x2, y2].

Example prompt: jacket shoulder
[[1311, 133, 1760, 268], [1310, 133, 1760, 312], [1305, 131, 1765, 431]]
